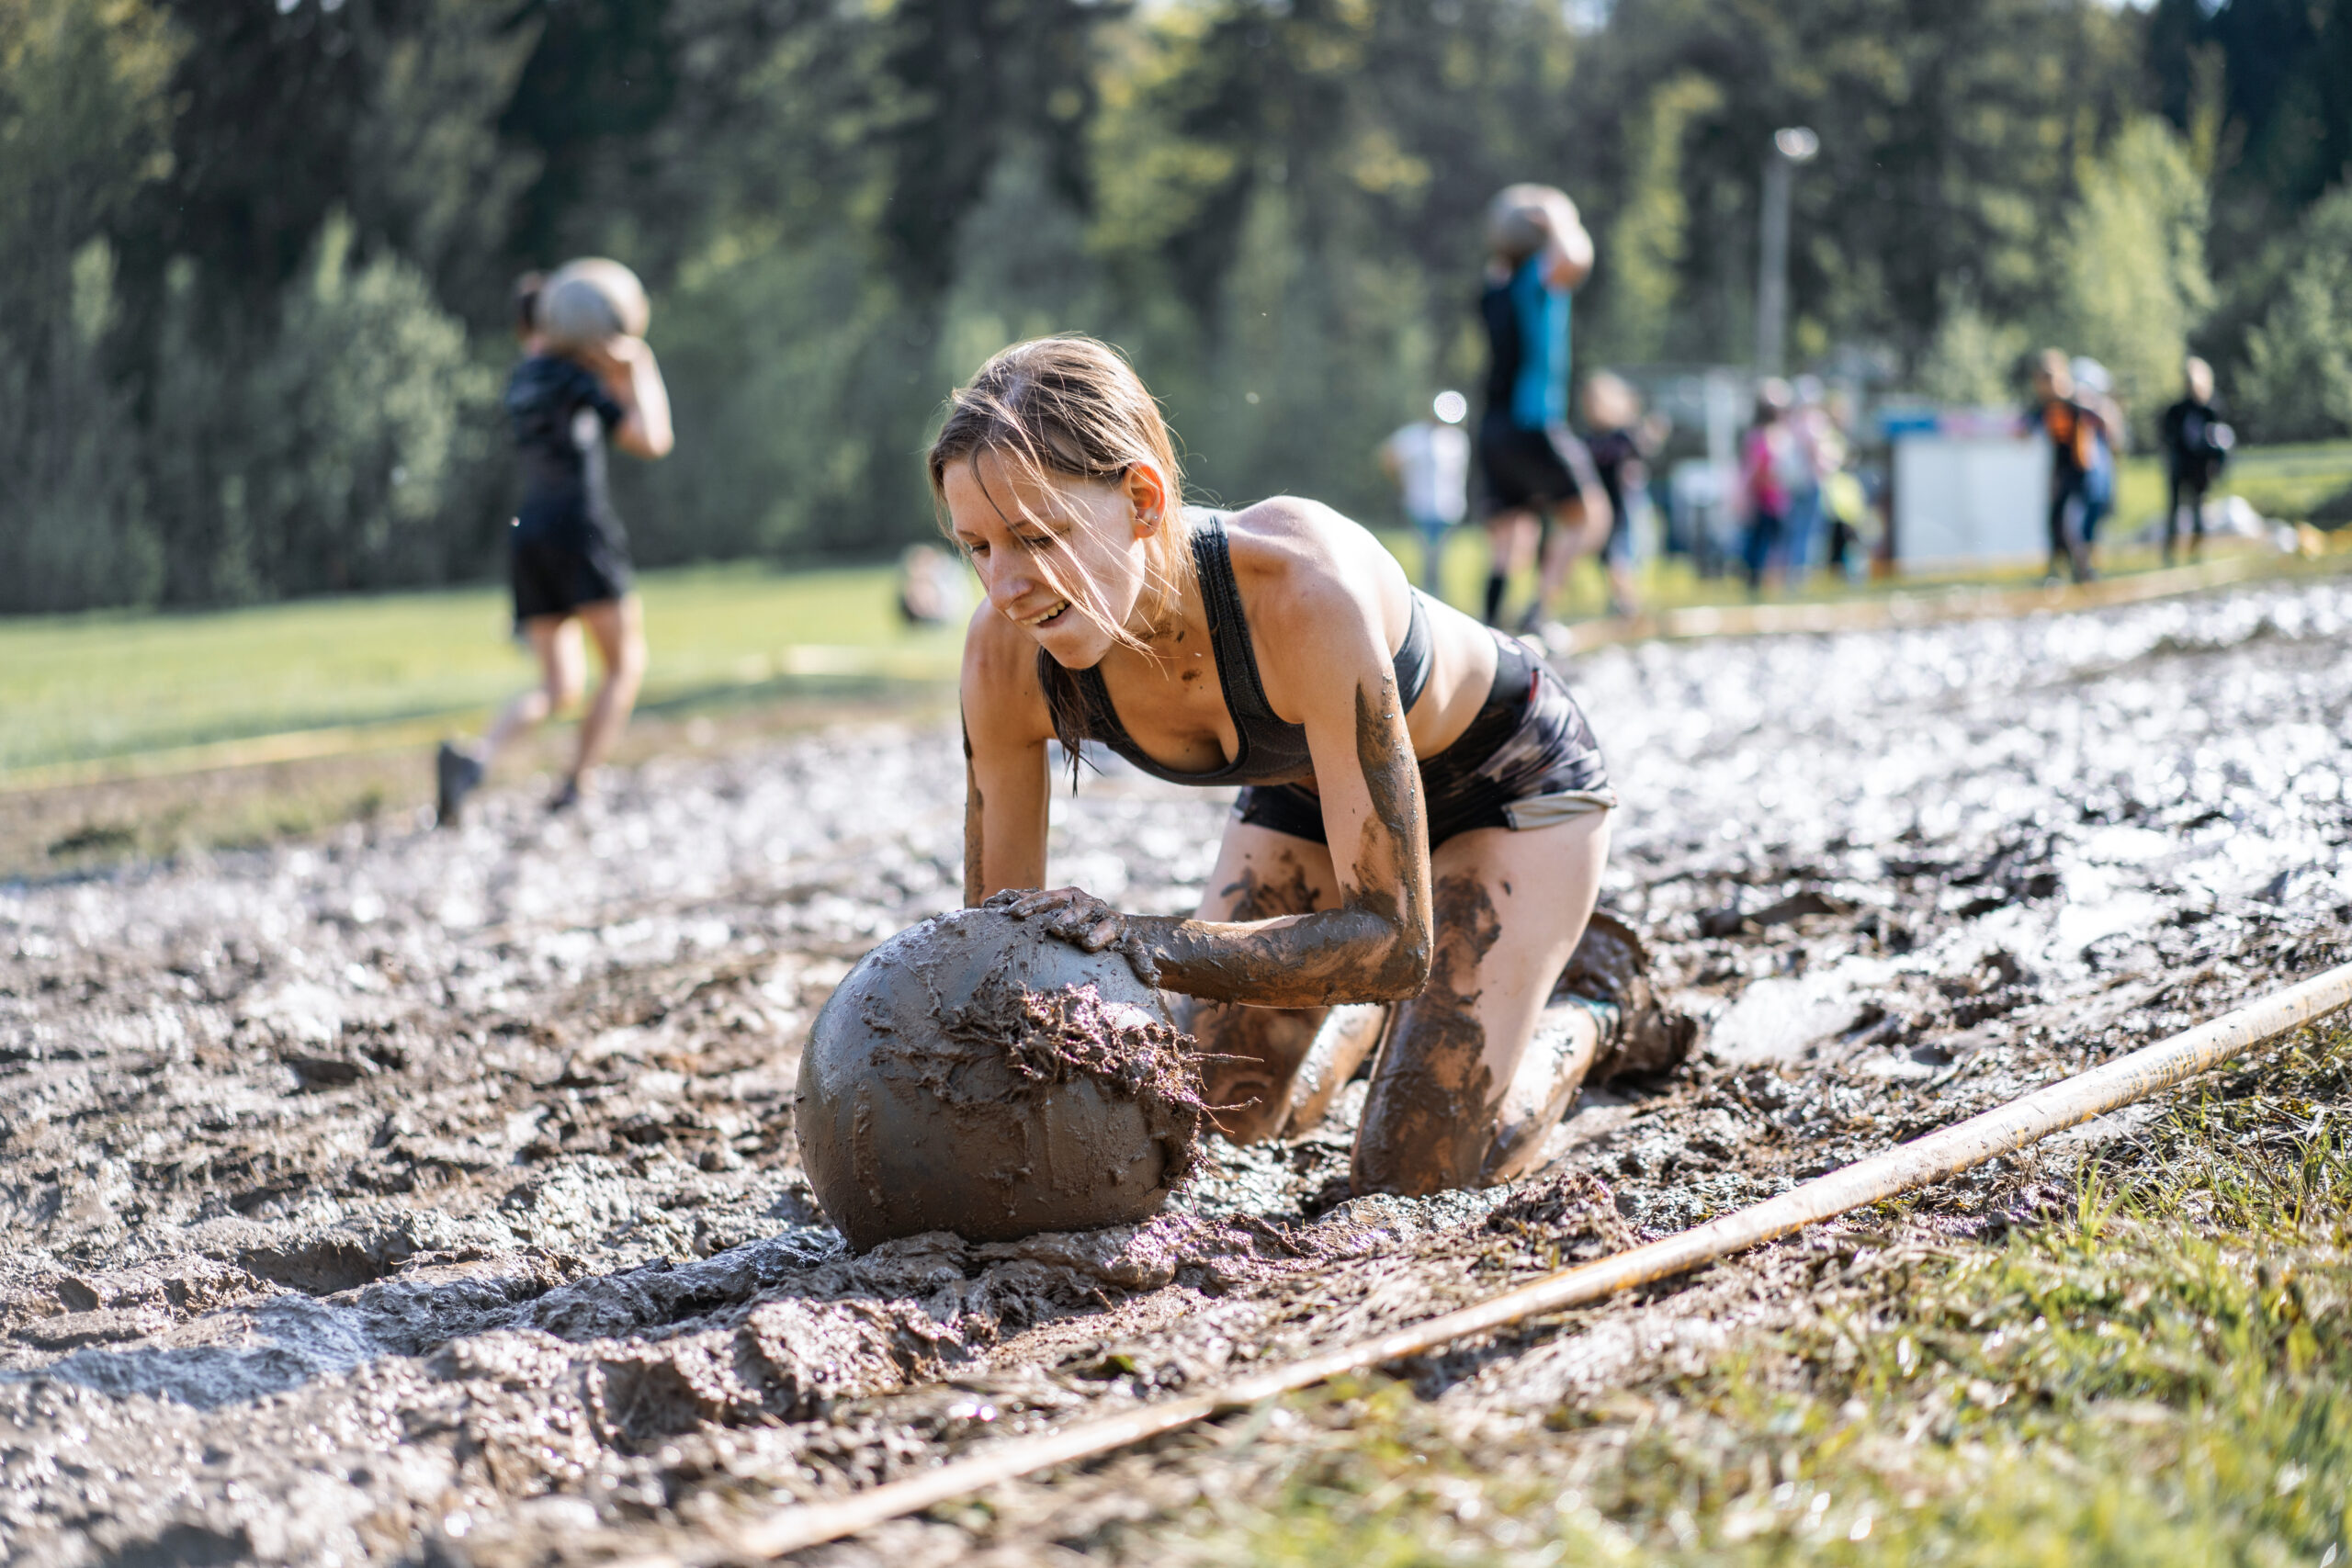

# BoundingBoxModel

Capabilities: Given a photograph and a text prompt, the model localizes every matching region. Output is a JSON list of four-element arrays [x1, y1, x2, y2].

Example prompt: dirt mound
[[796, 908, 1206, 1250]]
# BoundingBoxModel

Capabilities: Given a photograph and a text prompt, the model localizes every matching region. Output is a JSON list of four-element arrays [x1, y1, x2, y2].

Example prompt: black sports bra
[[1054, 510, 1434, 787]]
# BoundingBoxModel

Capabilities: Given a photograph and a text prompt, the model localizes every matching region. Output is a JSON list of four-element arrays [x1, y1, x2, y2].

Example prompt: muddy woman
[[943, 335, 1687, 1198]]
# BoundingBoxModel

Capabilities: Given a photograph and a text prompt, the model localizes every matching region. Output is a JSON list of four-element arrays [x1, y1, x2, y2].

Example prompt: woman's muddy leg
[[1275, 1003, 1387, 1138], [1481, 999, 1600, 1184], [1352, 810, 1610, 1195], [1183, 821, 1341, 1142]]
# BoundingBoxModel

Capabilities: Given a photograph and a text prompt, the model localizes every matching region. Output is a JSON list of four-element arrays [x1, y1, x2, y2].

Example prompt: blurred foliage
[[3, 0, 2350, 612], [0, 0, 177, 611], [1917, 298, 2033, 412], [2053, 118, 2213, 446], [2240, 188, 2352, 447]]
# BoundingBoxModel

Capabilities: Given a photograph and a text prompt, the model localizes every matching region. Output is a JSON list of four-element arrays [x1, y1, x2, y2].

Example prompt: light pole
[[1756, 126, 1818, 378]]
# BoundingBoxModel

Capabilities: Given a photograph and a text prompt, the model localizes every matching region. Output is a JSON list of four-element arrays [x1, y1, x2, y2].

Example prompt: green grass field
[[2117, 439, 2352, 536], [0, 562, 963, 775], [5, 438, 2346, 779]]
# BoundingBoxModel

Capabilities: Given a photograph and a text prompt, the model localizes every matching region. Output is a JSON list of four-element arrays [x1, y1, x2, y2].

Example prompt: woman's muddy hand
[[989, 886, 1125, 948], [984, 887, 1159, 985]]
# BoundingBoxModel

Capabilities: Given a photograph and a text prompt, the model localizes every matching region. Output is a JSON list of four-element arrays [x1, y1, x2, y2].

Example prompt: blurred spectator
[[2160, 356, 2233, 566], [2029, 349, 2105, 583], [1783, 376, 1833, 581], [1821, 468, 1872, 581], [1738, 378, 1795, 593], [1380, 390, 1472, 598], [897, 544, 971, 626], [1804, 388, 1868, 582], [2070, 355, 2125, 563], [1578, 371, 1667, 617]]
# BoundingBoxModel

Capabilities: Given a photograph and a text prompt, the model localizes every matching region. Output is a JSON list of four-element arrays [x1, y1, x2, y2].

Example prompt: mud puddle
[[2, 578, 2348, 1564]]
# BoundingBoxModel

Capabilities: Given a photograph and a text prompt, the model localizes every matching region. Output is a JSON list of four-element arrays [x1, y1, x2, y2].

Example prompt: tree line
[[3, 0, 2346, 613]]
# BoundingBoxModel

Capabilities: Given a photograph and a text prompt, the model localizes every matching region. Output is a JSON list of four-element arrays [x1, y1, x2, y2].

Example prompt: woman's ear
[[1122, 464, 1169, 535]]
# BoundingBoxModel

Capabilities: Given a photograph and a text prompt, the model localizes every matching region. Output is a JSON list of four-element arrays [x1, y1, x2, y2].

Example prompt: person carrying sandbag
[[437, 260, 673, 826]]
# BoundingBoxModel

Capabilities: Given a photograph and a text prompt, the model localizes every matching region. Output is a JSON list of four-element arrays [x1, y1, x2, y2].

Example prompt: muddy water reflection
[[0, 580, 2346, 1563]]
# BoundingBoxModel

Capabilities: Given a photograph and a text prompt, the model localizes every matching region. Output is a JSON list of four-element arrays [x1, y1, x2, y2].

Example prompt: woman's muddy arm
[[1005, 678, 1432, 1006], [1138, 679, 1430, 1003]]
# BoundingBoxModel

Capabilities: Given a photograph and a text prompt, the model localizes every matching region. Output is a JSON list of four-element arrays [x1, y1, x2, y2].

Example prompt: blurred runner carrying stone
[[1475, 184, 1610, 636], [1379, 390, 1471, 599], [943, 335, 1694, 1201], [437, 262, 673, 827]]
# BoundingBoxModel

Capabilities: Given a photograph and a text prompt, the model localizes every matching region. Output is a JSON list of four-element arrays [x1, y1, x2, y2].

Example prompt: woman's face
[[943, 450, 1161, 669]]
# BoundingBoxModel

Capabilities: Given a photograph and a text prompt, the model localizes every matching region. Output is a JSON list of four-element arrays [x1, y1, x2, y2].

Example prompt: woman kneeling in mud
[[943, 336, 1687, 1197]]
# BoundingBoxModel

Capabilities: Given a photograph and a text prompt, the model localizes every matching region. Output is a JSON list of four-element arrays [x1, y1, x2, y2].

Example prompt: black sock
[[1483, 571, 1508, 626]]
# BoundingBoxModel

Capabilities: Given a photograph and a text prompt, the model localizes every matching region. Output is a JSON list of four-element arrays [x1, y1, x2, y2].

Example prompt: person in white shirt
[[1380, 390, 1473, 600]]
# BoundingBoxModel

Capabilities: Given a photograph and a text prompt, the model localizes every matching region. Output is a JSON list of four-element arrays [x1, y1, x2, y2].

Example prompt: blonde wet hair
[[928, 335, 1197, 776]]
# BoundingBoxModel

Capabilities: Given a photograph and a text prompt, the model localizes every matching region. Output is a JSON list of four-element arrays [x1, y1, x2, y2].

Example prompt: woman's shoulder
[[1217, 499, 1401, 644], [1222, 495, 1378, 572]]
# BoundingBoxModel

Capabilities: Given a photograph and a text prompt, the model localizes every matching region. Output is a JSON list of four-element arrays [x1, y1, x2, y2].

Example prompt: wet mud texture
[[795, 908, 1205, 1250], [2, 579, 2350, 1564]]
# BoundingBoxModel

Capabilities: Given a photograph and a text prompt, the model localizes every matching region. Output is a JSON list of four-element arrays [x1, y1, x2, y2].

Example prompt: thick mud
[[2, 575, 2348, 1564], [795, 908, 1205, 1250]]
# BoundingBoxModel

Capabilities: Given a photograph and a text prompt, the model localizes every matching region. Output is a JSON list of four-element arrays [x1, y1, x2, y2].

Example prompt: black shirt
[[1056, 513, 1434, 789], [506, 354, 626, 546], [1586, 426, 1640, 518], [2160, 397, 2222, 480]]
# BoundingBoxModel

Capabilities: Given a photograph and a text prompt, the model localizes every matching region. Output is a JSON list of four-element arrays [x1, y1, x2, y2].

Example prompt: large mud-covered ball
[[1486, 183, 1572, 264], [537, 257, 650, 347], [795, 908, 1206, 1251]]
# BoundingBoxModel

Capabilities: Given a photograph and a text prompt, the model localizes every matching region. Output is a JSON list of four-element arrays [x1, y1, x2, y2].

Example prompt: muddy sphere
[[796, 908, 1208, 1251]]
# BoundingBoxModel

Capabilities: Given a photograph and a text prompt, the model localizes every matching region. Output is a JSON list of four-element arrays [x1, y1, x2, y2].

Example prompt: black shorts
[[1478, 417, 1601, 517], [1235, 632, 1613, 851], [512, 532, 633, 622]]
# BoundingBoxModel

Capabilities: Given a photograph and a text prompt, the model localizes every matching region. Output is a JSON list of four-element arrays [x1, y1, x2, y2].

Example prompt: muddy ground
[[2, 575, 2348, 1566]]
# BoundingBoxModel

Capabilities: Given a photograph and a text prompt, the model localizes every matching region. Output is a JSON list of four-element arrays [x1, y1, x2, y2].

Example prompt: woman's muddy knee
[[1351, 1043, 1499, 1195]]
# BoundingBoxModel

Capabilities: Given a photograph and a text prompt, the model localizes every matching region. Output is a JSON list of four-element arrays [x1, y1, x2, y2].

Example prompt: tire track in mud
[[2, 581, 2349, 1565]]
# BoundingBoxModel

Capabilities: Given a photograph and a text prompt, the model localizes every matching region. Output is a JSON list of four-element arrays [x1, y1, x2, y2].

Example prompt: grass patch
[[1153, 1020, 2352, 1566], [2117, 439, 2352, 535], [0, 561, 961, 773]]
